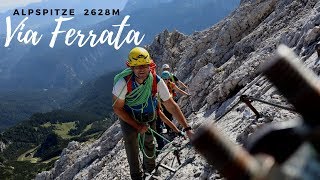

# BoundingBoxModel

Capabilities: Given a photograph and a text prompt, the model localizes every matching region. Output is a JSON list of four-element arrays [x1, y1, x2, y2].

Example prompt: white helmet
[[162, 64, 170, 70]]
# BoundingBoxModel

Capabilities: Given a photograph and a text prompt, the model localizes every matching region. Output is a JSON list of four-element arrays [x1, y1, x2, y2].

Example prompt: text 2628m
[[83, 9, 120, 16]]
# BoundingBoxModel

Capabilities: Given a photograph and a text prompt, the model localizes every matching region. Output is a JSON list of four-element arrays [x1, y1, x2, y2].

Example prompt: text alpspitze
[[12, 9, 75, 16]]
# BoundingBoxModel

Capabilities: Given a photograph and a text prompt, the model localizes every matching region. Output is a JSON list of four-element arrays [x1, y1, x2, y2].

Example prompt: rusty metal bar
[[192, 45, 320, 180], [173, 149, 181, 165], [159, 163, 176, 172], [240, 95, 261, 118], [260, 45, 320, 126], [192, 123, 271, 180], [244, 95, 296, 112]]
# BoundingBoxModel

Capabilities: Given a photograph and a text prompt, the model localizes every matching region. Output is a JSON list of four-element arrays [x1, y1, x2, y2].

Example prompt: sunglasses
[[133, 65, 150, 69]]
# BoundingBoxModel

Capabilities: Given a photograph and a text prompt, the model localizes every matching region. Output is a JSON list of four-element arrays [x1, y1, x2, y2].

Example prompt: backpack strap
[[170, 74, 175, 83], [125, 74, 133, 94], [125, 73, 158, 97], [151, 73, 158, 97], [149, 60, 158, 97]]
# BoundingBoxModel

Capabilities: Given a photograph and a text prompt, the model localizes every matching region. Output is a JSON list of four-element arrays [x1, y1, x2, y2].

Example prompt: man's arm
[[173, 83, 190, 96], [158, 110, 180, 133], [162, 98, 193, 138], [177, 80, 188, 89], [173, 75, 188, 89], [113, 95, 148, 133]]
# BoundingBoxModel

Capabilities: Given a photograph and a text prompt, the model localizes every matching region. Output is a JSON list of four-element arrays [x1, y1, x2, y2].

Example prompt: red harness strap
[[125, 60, 158, 97], [125, 74, 133, 93], [125, 60, 159, 114], [125, 73, 157, 97]]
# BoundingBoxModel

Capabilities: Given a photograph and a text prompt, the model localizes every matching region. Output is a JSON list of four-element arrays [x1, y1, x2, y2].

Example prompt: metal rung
[[159, 163, 176, 172], [144, 173, 162, 180]]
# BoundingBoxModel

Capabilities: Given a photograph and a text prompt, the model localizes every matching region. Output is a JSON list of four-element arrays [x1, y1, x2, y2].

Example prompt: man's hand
[[138, 124, 148, 134], [177, 131, 187, 139], [185, 129, 194, 139]]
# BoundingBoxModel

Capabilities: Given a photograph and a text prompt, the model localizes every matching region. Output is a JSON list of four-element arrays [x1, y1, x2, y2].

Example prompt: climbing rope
[[113, 68, 190, 171], [113, 68, 154, 107], [138, 127, 182, 159], [113, 68, 157, 122], [125, 75, 153, 108]]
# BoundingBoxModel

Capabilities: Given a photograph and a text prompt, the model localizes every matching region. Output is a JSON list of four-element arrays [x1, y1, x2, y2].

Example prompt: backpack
[[166, 81, 177, 97], [170, 73, 176, 83]]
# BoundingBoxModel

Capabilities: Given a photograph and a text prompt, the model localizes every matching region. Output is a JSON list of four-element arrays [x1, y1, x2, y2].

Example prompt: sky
[[0, 0, 127, 13], [0, 0, 42, 12]]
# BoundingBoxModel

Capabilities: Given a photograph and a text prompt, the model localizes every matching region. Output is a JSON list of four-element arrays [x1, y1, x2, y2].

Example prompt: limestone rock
[[37, 0, 320, 179]]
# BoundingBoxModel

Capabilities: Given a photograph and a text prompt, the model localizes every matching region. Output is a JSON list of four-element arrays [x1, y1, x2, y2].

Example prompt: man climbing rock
[[112, 47, 193, 180], [161, 64, 188, 91], [157, 69, 191, 139]]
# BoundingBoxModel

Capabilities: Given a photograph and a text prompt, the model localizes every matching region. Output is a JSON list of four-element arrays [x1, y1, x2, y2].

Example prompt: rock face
[[0, 141, 7, 152], [37, 0, 320, 179]]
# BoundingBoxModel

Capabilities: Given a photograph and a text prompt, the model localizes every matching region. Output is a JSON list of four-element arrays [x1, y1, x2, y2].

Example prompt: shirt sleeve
[[158, 78, 171, 101], [112, 78, 127, 100]]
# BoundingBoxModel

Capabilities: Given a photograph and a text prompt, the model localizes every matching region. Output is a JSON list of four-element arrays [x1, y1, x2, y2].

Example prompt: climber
[[155, 100, 186, 151], [155, 108, 185, 152], [112, 47, 193, 180], [157, 70, 191, 140], [162, 70, 190, 97], [162, 63, 188, 90]]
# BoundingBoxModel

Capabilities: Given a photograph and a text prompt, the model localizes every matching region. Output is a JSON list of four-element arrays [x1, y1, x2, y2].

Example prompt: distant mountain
[[0, 0, 127, 31], [0, 0, 126, 88], [0, 0, 239, 130], [1, 0, 240, 90], [0, 88, 69, 131], [34, 0, 320, 179], [0, 69, 117, 131], [64, 70, 119, 118]]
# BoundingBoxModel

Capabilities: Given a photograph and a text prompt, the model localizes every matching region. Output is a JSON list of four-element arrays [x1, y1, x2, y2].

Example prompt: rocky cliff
[[36, 0, 320, 179]]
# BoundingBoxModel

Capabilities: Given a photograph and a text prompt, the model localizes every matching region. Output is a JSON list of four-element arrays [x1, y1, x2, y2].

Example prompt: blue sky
[[0, 0, 42, 12]]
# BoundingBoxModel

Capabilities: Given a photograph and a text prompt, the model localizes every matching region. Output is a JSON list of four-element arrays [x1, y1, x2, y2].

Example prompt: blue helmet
[[161, 71, 171, 79]]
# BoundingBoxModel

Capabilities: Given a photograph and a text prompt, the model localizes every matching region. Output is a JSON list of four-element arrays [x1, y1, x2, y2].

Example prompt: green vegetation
[[0, 71, 118, 132], [41, 122, 52, 128], [83, 123, 93, 132], [0, 89, 70, 131], [33, 133, 68, 161], [0, 70, 118, 179], [51, 122, 76, 139], [0, 110, 116, 180], [17, 146, 40, 163], [0, 160, 56, 180]]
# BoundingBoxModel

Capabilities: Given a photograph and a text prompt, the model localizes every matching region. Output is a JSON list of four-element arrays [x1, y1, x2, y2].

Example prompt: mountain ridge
[[0, 0, 240, 90], [35, 0, 320, 179], [0, 0, 240, 130]]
